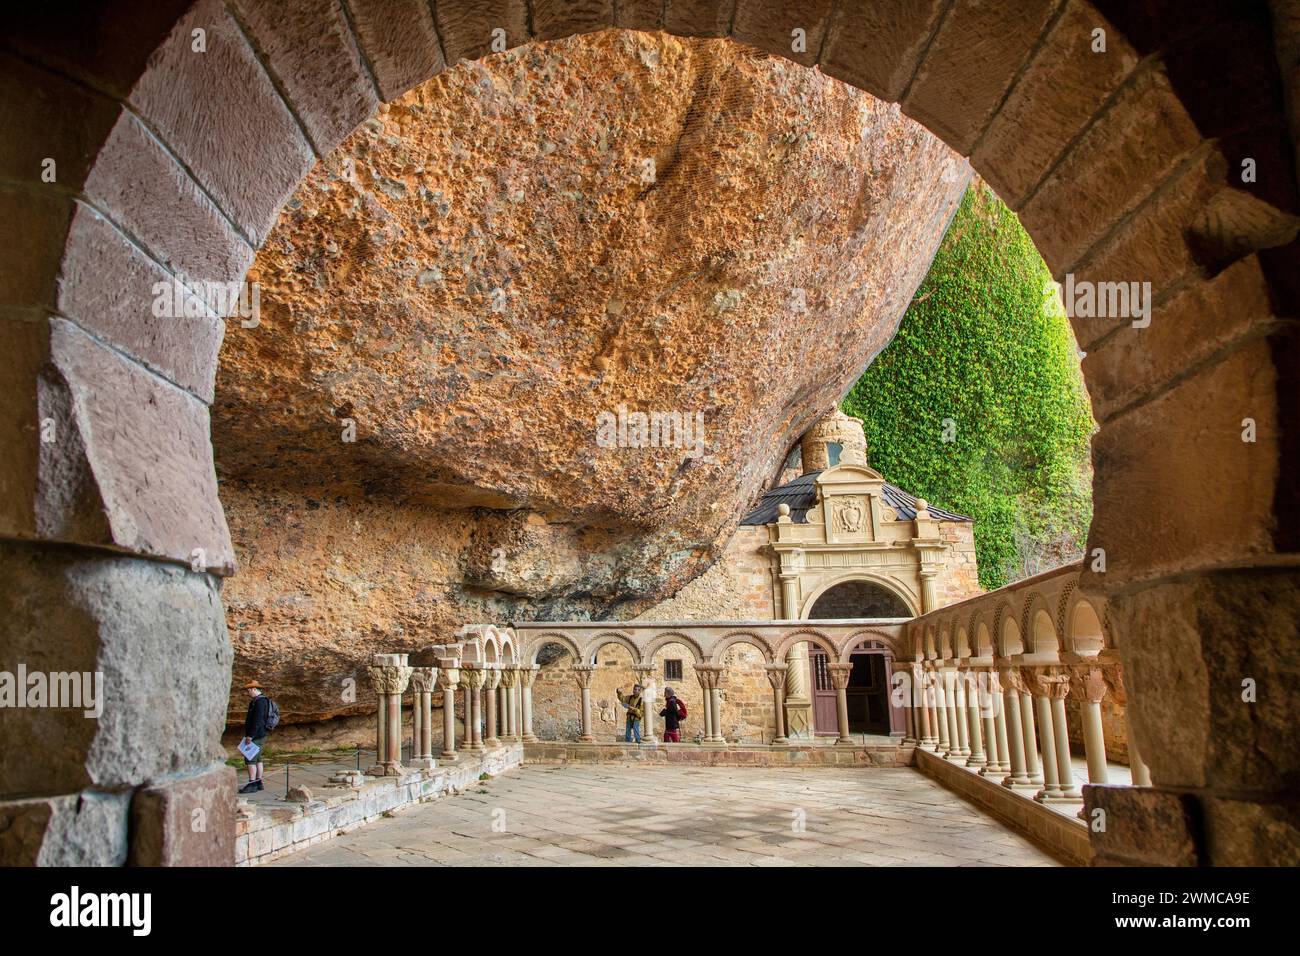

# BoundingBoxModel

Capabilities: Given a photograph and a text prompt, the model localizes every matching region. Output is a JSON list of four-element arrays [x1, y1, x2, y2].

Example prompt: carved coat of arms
[[832, 496, 866, 534]]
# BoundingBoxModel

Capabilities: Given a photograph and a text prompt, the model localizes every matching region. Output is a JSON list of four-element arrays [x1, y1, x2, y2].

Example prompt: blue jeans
[[625, 720, 642, 744]]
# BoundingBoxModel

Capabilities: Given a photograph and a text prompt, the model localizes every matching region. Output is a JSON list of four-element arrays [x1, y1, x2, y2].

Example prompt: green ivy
[[842, 183, 1095, 589]]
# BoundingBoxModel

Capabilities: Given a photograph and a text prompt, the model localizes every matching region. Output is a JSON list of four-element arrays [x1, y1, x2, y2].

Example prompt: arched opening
[[647, 640, 701, 744], [806, 579, 912, 619], [529, 641, 579, 741]]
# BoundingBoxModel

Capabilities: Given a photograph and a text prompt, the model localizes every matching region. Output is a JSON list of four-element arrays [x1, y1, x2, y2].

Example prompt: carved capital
[[572, 664, 596, 689], [461, 666, 486, 691], [518, 665, 539, 687], [764, 664, 788, 690], [1071, 664, 1109, 703], [1102, 663, 1127, 706], [408, 666, 438, 694], [436, 667, 460, 691], [483, 667, 503, 691], [827, 662, 853, 691], [368, 664, 413, 696], [499, 668, 518, 689]]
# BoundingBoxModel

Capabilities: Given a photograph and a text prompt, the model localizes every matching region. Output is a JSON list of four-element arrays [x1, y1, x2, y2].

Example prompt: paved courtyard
[[273, 764, 1061, 866]]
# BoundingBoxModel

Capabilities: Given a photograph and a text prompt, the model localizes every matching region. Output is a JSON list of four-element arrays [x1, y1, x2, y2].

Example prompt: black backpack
[[265, 697, 281, 732]]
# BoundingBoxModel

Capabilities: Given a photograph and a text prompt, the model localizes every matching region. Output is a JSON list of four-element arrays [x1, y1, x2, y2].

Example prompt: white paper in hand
[[238, 739, 261, 761]]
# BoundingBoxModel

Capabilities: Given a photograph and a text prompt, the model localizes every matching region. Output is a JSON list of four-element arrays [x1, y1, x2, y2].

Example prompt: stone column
[[1047, 672, 1082, 799], [915, 666, 935, 748], [997, 669, 1029, 787], [483, 666, 502, 749], [1105, 666, 1151, 786], [780, 573, 800, 619], [437, 661, 460, 759], [827, 662, 854, 745], [983, 670, 1010, 776], [500, 667, 519, 741], [1026, 670, 1064, 801], [463, 666, 486, 752], [463, 685, 473, 747], [573, 664, 596, 742], [764, 664, 788, 744], [708, 666, 727, 743], [408, 665, 439, 769], [519, 665, 539, 742], [942, 669, 962, 758], [919, 570, 938, 613], [366, 653, 413, 776], [632, 663, 656, 744], [1074, 665, 1110, 785], [934, 671, 951, 752], [783, 643, 814, 740], [1019, 685, 1045, 784], [962, 671, 986, 767]]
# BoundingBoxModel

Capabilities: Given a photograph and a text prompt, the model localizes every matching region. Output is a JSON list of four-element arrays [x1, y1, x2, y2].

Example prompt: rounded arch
[[838, 629, 904, 663], [771, 627, 840, 663], [974, 619, 994, 657], [710, 631, 775, 666], [800, 572, 918, 619], [643, 631, 706, 665], [1065, 595, 1106, 656], [1020, 591, 1060, 656], [585, 632, 642, 666], [524, 632, 581, 665], [994, 602, 1023, 658]]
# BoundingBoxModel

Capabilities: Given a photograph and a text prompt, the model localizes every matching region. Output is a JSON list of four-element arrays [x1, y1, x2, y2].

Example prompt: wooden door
[[809, 647, 839, 735]]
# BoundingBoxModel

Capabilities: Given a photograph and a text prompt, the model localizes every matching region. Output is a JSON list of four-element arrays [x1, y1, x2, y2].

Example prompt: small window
[[664, 659, 683, 681], [827, 442, 842, 466]]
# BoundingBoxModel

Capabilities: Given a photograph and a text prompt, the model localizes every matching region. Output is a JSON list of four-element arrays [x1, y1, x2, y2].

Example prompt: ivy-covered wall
[[843, 182, 1095, 590]]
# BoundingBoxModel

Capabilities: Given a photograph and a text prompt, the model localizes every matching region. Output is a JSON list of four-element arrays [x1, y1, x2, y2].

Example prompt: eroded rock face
[[214, 30, 968, 724]]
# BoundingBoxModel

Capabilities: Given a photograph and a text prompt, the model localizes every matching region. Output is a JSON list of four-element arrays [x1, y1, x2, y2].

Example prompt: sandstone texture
[[215, 30, 968, 725]]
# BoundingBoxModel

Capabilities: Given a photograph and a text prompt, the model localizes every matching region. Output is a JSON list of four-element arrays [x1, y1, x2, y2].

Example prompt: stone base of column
[[407, 757, 437, 770], [485, 737, 501, 749], [965, 755, 988, 768], [365, 762, 405, 777], [439, 751, 460, 762], [701, 738, 727, 747], [521, 732, 538, 743], [835, 738, 856, 746], [1034, 790, 1083, 805], [770, 736, 789, 746], [577, 735, 595, 743], [1001, 776, 1038, 790]]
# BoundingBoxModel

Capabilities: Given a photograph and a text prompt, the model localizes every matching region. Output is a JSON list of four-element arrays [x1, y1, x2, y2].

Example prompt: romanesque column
[[1026, 670, 1064, 801], [764, 664, 788, 744], [1018, 681, 1045, 785], [632, 664, 656, 744], [500, 667, 519, 741], [827, 662, 854, 745], [983, 670, 1010, 776], [934, 670, 951, 752], [437, 660, 460, 759], [573, 664, 596, 742], [783, 644, 814, 740], [915, 665, 935, 749], [919, 570, 938, 614], [695, 665, 716, 743], [942, 668, 962, 758], [998, 669, 1031, 787], [483, 666, 502, 749], [1105, 666, 1151, 786], [709, 666, 727, 744], [408, 665, 439, 769], [519, 665, 539, 742], [1074, 665, 1110, 785], [963, 671, 986, 767], [1047, 671, 1082, 799], [366, 653, 413, 776], [463, 665, 486, 752]]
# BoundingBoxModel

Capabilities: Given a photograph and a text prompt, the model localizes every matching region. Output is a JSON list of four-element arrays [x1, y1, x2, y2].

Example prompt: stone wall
[[633, 526, 775, 622], [938, 522, 982, 607]]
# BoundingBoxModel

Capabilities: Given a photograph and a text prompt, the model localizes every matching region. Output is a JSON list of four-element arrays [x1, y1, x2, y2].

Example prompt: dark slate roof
[[741, 470, 973, 525]]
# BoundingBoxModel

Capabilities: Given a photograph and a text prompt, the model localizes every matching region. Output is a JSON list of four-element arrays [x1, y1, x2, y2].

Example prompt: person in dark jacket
[[239, 681, 272, 794], [659, 687, 686, 743]]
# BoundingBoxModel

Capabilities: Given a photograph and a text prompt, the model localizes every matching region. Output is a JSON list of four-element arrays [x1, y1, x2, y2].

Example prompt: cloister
[[2, 0, 1298, 868]]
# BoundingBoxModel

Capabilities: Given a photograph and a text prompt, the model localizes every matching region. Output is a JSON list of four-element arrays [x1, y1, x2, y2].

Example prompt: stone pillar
[[916, 666, 935, 748], [366, 653, 413, 776], [1026, 671, 1065, 801], [780, 574, 800, 619], [573, 664, 596, 742], [982, 670, 1009, 776], [1019, 687, 1045, 784], [827, 662, 854, 745], [962, 672, 986, 767], [463, 666, 486, 752], [519, 665, 539, 742], [437, 661, 460, 759], [632, 664, 656, 744], [408, 665, 439, 769], [783, 643, 814, 740], [1106, 666, 1151, 786], [483, 666, 502, 749], [765, 664, 788, 744], [934, 671, 951, 752], [942, 669, 962, 758], [463, 685, 473, 747], [999, 669, 1032, 787], [954, 670, 972, 758], [500, 667, 519, 741], [1074, 665, 1111, 785], [919, 571, 938, 613], [1047, 672, 1082, 799]]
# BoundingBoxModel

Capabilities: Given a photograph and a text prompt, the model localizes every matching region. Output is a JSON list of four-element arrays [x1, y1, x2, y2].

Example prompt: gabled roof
[[740, 470, 973, 525]]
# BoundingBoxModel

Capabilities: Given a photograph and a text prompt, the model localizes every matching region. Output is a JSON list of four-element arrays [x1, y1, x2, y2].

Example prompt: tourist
[[239, 680, 275, 794], [615, 683, 644, 744], [660, 687, 686, 742]]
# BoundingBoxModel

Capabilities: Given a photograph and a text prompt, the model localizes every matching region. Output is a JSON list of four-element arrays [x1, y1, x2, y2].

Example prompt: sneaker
[[254, 780, 264, 792], [238, 781, 259, 794]]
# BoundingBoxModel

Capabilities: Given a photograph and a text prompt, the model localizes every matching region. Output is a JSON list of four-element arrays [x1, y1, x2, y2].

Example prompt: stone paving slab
[[272, 764, 1061, 867]]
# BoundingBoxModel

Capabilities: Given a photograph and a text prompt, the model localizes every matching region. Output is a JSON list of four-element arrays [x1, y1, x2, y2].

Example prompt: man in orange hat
[[239, 680, 276, 794]]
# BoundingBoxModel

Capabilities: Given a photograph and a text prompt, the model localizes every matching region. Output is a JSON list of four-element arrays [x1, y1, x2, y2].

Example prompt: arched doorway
[[807, 579, 911, 619]]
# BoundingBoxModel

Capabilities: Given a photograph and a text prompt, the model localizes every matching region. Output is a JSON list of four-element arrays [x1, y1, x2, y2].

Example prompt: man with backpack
[[660, 687, 687, 742], [239, 680, 279, 794]]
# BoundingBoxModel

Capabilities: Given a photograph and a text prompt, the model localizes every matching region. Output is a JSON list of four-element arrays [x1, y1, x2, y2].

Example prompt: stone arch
[[799, 572, 918, 619], [585, 632, 642, 666], [974, 619, 995, 657], [642, 631, 706, 666], [6, 0, 1299, 866], [954, 624, 971, 660], [1065, 595, 1107, 657], [994, 603, 1023, 658], [710, 631, 775, 666], [771, 627, 840, 663], [525, 632, 581, 665], [839, 629, 904, 663], [1020, 591, 1060, 657]]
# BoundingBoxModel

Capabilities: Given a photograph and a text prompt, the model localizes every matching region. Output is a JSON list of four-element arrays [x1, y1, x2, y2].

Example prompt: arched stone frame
[[838, 629, 906, 663], [1020, 591, 1061, 658], [642, 631, 707, 666], [923, 625, 939, 661], [798, 571, 920, 620], [585, 632, 642, 666], [710, 631, 775, 666], [5, 0, 1299, 867], [837, 630, 908, 737], [1064, 594, 1107, 657], [524, 632, 582, 666], [910, 628, 925, 663], [973, 618, 995, 658], [937, 620, 954, 660], [954, 624, 972, 661], [499, 633, 516, 664], [771, 627, 840, 664], [994, 602, 1023, 659]]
